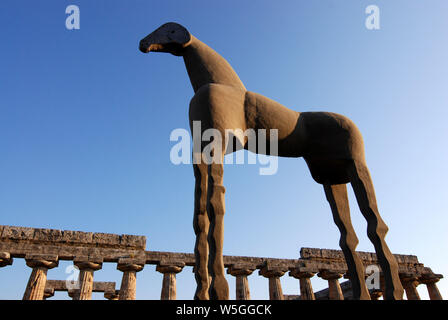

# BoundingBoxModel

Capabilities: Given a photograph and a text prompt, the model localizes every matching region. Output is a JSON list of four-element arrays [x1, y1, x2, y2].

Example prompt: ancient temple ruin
[[0, 225, 443, 300]]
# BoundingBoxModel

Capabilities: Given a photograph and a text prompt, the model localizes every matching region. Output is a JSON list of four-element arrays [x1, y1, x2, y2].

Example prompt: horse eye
[[171, 30, 175, 34]]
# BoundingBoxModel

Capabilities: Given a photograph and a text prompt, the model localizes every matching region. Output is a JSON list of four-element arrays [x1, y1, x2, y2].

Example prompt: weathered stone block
[[321, 249, 344, 260], [120, 235, 146, 250], [118, 257, 146, 266], [25, 253, 58, 262], [73, 255, 103, 263], [357, 252, 372, 262], [33, 228, 63, 242], [300, 248, 321, 259], [93, 233, 120, 247], [1, 226, 34, 240], [62, 230, 93, 245]]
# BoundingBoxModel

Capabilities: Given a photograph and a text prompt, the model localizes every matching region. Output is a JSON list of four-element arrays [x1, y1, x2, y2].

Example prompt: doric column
[[73, 256, 103, 300], [0, 252, 13, 268], [156, 260, 185, 300], [289, 269, 316, 300], [419, 272, 443, 300], [68, 289, 77, 299], [43, 288, 55, 300], [227, 264, 255, 300], [117, 258, 145, 300], [318, 270, 344, 300], [259, 262, 287, 300], [104, 290, 120, 300], [23, 254, 58, 300], [370, 290, 383, 300], [400, 273, 421, 300]]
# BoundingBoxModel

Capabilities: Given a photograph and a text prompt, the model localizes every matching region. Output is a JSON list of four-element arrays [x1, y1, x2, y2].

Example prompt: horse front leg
[[207, 154, 229, 300], [193, 156, 210, 300]]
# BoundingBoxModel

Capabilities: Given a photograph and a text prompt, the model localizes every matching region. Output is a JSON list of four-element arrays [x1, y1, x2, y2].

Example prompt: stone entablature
[[44, 280, 118, 300], [0, 225, 443, 300], [299, 247, 426, 276], [46, 279, 116, 293], [0, 225, 145, 250]]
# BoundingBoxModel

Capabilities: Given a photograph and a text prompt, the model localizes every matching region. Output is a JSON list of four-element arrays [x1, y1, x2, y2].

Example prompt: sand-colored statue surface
[[139, 22, 404, 300]]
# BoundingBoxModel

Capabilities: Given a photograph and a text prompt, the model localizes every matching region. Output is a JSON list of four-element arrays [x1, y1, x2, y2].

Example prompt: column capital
[[400, 272, 421, 300], [289, 268, 316, 279], [259, 262, 286, 300], [25, 254, 58, 269], [0, 252, 13, 267], [156, 260, 185, 274], [317, 270, 344, 300], [43, 288, 55, 299], [227, 264, 255, 277], [104, 290, 120, 300], [68, 289, 78, 298], [419, 269, 443, 300], [419, 273, 442, 285], [317, 270, 344, 280], [370, 290, 383, 300], [74, 256, 103, 271], [117, 258, 145, 273], [259, 262, 287, 278], [156, 265, 183, 274]]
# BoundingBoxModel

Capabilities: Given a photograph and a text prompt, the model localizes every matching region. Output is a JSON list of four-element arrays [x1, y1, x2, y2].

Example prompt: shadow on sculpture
[[139, 22, 404, 300]]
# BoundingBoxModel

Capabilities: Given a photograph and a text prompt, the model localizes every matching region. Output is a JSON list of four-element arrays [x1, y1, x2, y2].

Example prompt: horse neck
[[183, 36, 246, 93]]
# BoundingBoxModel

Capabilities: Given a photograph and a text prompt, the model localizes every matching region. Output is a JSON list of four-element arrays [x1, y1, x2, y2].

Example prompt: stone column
[[318, 270, 344, 300], [0, 252, 13, 268], [117, 258, 145, 300], [73, 257, 103, 300], [370, 290, 383, 300], [23, 254, 58, 300], [419, 273, 443, 300], [68, 289, 77, 300], [400, 273, 421, 300], [43, 288, 55, 300], [289, 269, 316, 300], [227, 264, 255, 300], [259, 263, 287, 300], [156, 261, 185, 300], [104, 290, 120, 300]]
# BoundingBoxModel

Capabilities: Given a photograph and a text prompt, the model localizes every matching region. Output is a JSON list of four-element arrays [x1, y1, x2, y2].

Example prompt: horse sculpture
[[139, 22, 404, 300]]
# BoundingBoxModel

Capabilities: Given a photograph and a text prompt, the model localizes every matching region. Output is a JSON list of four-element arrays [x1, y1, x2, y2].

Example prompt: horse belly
[[301, 111, 365, 160]]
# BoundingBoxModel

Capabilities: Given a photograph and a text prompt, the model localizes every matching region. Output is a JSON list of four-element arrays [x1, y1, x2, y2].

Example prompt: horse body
[[191, 82, 364, 184]]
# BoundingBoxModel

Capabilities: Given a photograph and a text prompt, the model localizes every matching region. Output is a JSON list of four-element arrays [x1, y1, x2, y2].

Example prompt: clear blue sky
[[1, 0, 447, 300]]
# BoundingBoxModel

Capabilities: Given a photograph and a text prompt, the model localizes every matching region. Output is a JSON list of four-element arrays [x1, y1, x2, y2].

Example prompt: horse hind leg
[[324, 183, 371, 300], [348, 160, 404, 300]]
